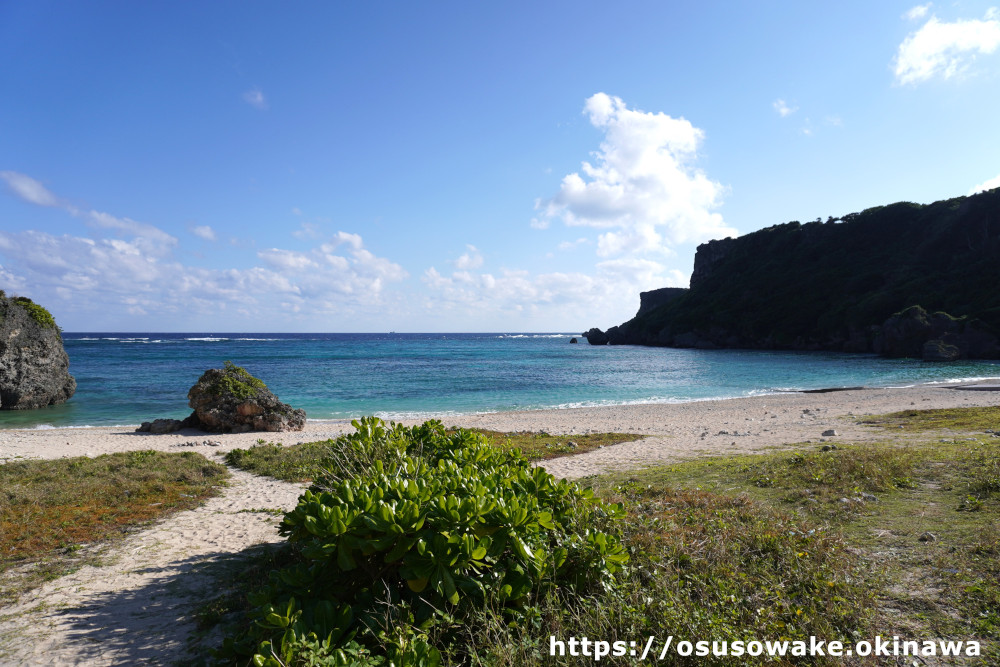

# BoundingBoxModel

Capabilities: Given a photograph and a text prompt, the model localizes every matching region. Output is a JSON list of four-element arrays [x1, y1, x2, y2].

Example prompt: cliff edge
[[0, 293, 76, 409], [586, 188, 1000, 360]]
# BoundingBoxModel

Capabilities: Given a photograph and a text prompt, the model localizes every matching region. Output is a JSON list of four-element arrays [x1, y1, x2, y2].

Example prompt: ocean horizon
[[2, 331, 999, 430]]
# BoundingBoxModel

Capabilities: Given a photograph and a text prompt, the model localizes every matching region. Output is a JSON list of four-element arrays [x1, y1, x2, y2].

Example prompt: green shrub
[[220, 418, 627, 665], [209, 360, 267, 400], [11, 296, 58, 330]]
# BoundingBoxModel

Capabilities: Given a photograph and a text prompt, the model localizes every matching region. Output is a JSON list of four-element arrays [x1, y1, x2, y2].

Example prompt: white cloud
[[894, 10, 1000, 84], [326, 231, 364, 251], [772, 99, 798, 117], [535, 93, 735, 257], [243, 87, 268, 110], [0, 173, 412, 327], [421, 248, 690, 329], [969, 173, 1000, 194], [87, 210, 178, 256], [258, 248, 317, 271], [0, 171, 63, 207], [905, 4, 932, 21], [452, 244, 484, 270], [192, 225, 217, 241]]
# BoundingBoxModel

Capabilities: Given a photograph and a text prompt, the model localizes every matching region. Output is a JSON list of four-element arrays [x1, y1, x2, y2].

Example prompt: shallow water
[[1, 332, 998, 428]]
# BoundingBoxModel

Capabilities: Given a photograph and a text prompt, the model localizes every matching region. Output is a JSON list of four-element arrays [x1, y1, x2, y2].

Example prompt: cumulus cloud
[[535, 93, 735, 257], [0, 171, 63, 208], [894, 9, 1000, 84], [772, 99, 798, 117], [192, 225, 217, 241], [87, 210, 178, 256], [243, 87, 268, 109], [969, 173, 1000, 194], [452, 245, 484, 270], [0, 171, 411, 327], [421, 249, 690, 329]]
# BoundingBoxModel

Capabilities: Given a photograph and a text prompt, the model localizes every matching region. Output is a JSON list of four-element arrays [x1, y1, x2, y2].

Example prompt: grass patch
[[469, 429, 643, 460], [861, 404, 1000, 432], [223, 439, 332, 482], [0, 450, 229, 601], [225, 429, 644, 482], [589, 437, 1000, 662]]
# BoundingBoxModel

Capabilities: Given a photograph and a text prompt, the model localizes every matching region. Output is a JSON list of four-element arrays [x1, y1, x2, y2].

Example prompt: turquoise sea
[[2, 332, 999, 429]]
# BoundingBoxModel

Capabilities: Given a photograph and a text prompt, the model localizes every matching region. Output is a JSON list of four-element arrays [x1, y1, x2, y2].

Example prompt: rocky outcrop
[[584, 188, 1000, 359], [689, 237, 736, 289], [583, 327, 609, 345], [635, 287, 687, 318], [0, 293, 76, 410], [137, 361, 306, 433], [873, 305, 999, 361]]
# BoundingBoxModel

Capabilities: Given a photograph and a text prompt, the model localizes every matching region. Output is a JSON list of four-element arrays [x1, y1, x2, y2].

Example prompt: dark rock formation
[[136, 417, 194, 434], [0, 293, 76, 410], [873, 305, 998, 361], [569, 337, 578, 344], [583, 328, 609, 345], [137, 361, 306, 433], [585, 188, 1000, 359], [634, 287, 687, 318]]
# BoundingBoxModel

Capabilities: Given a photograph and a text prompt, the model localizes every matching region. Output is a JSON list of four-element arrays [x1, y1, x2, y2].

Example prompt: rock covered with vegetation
[[587, 188, 1000, 359], [0, 292, 76, 410], [137, 361, 305, 433]]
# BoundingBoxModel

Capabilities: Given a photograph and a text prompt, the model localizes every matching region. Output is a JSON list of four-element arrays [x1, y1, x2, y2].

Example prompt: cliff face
[[0, 294, 76, 409], [586, 188, 1000, 360]]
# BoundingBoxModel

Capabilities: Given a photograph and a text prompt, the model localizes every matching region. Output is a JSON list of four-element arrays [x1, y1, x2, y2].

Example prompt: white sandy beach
[[1, 382, 998, 665]]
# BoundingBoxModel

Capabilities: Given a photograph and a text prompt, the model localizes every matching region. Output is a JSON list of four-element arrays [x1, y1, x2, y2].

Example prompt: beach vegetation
[[217, 418, 628, 666], [0, 450, 229, 602], [207, 413, 1000, 664], [224, 430, 644, 483], [0, 294, 59, 330], [209, 360, 268, 400], [860, 404, 1000, 432], [592, 437, 1000, 662]]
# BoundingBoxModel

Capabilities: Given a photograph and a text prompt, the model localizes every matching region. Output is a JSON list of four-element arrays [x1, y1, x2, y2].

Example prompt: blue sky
[[2, 1, 999, 332]]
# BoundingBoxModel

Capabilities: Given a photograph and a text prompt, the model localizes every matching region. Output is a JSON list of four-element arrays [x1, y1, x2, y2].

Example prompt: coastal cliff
[[587, 188, 1000, 360], [0, 293, 76, 409]]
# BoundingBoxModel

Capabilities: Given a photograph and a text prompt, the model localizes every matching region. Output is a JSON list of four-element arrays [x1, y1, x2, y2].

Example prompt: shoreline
[[5, 376, 1000, 433], [3, 382, 998, 477]]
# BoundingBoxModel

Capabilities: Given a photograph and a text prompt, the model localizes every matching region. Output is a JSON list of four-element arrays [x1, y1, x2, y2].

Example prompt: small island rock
[[0, 293, 76, 410], [137, 361, 306, 433]]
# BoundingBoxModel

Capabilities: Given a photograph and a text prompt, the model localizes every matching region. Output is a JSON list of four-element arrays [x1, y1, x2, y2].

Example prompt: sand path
[[0, 467, 304, 666], [0, 383, 997, 664]]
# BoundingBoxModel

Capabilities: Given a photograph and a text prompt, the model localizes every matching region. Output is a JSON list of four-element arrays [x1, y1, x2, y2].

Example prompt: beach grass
[[860, 404, 1000, 432], [590, 436, 1000, 662], [223, 429, 644, 482], [0, 450, 229, 602]]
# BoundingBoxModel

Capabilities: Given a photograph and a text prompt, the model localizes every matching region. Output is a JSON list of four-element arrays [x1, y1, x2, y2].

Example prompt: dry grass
[[0, 450, 229, 601]]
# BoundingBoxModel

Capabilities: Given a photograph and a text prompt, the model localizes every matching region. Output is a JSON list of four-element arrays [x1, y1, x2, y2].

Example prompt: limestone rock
[[0, 293, 76, 410], [185, 362, 306, 433]]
